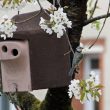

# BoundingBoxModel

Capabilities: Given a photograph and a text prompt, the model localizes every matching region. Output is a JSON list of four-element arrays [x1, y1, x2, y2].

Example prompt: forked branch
[[84, 13, 110, 26]]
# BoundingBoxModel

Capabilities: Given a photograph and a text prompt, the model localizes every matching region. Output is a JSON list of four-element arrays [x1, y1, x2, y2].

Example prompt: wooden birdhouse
[[0, 10, 71, 92]]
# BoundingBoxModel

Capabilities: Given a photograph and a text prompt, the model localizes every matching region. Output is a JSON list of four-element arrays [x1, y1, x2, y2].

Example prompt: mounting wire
[[53, 0, 55, 6], [37, 0, 50, 16], [15, 0, 42, 24], [88, 0, 110, 49], [15, 10, 41, 24], [57, 0, 61, 7], [18, 10, 20, 15], [15, 0, 50, 24]]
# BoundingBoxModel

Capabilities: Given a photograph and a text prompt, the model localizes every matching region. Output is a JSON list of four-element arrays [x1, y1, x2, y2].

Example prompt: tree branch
[[84, 13, 110, 26], [89, 0, 98, 19]]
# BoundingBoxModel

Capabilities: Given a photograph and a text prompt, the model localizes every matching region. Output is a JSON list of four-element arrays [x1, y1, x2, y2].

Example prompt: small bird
[[69, 44, 84, 77]]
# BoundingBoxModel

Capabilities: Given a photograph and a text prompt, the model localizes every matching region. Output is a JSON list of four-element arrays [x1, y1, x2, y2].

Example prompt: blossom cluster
[[68, 71, 102, 103], [39, 7, 72, 38], [0, 0, 26, 10], [0, 16, 17, 40]]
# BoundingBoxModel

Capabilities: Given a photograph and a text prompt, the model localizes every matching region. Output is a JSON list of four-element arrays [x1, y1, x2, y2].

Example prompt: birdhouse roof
[[12, 10, 49, 39]]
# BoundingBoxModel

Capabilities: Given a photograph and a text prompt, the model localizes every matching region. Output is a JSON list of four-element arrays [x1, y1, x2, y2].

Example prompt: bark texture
[[15, 1, 88, 110], [41, 0, 88, 110]]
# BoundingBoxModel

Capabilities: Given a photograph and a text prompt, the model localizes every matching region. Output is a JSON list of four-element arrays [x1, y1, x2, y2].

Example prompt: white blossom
[[95, 96, 99, 102], [80, 94, 88, 104], [68, 79, 81, 99], [85, 82, 90, 91], [68, 71, 102, 104], [67, 21, 72, 28], [52, 24, 65, 38], [86, 71, 96, 83], [1, 34, 6, 40], [90, 71, 96, 79], [39, 7, 72, 38], [98, 90, 102, 95], [39, 17, 45, 24], [0, 16, 17, 40], [46, 28, 52, 35], [39, 17, 53, 35], [82, 47, 89, 53], [68, 91, 73, 98]]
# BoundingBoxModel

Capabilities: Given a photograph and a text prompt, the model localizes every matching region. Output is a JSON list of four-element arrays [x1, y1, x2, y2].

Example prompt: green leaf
[[3, 0, 8, 6], [26, 0, 31, 3], [89, 89, 94, 97], [95, 91, 100, 97], [80, 90, 86, 101], [91, 20, 101, 30], [14, 0, 19, 4], [94, 84, 103, 89], [80, 80, 86, 87]]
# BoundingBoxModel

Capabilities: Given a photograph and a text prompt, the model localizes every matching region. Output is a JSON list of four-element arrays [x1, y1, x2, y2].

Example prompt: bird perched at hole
[[69, 43, 84, 77]]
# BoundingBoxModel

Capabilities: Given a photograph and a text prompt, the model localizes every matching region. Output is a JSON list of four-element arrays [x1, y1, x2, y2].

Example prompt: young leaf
[[94, 84, 103, 89], [80, 90, 86, 102], [3, 0, 8, 6]]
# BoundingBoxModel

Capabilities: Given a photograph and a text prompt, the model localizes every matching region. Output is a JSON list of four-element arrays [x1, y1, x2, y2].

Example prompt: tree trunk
[[41, 0, 87, 110]]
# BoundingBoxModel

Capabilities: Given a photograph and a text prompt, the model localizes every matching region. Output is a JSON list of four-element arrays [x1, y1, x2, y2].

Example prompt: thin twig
[[64, 30, 74, 55], [67, 12, 110, 28], [8, 93, 21, 110], [89, 0, 98, 19], [88, 0, 110, 49], [64, 50, 71, 56], [14, 104, 21, 110]]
